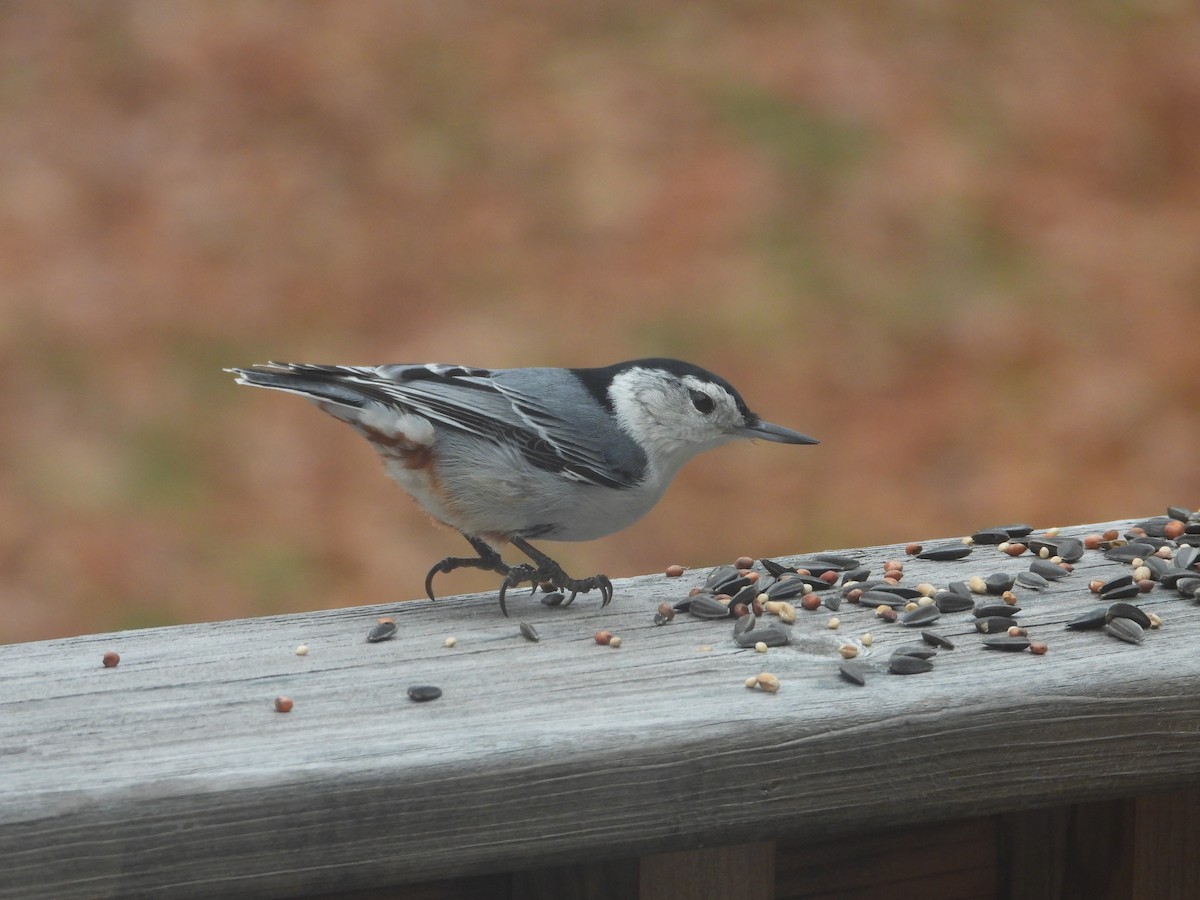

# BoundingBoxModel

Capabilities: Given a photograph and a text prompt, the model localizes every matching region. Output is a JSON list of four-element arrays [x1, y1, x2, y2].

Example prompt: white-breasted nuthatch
[[228, 358, 818, 614]]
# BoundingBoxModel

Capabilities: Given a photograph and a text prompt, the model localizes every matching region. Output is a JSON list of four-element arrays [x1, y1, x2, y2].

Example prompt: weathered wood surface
[[3, 518, 1199, 899]]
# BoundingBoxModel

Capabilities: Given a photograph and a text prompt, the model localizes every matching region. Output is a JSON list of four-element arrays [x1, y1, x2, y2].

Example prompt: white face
[[607, 367, 747, 470]]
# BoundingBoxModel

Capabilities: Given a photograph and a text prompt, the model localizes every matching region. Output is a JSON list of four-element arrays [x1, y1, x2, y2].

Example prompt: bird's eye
[[690, 390, 715, 414]]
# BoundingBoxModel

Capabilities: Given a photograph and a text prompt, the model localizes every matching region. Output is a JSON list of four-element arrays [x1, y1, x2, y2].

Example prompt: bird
[[228, 358, 818, 615]]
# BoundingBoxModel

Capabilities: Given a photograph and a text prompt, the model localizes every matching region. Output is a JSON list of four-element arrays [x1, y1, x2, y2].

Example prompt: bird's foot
[[498, 538, 613, 617], [424, 536, 513, 601]]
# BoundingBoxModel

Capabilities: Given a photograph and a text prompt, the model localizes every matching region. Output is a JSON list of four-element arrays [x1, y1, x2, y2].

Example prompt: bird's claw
[[496, 565, 612, 617]]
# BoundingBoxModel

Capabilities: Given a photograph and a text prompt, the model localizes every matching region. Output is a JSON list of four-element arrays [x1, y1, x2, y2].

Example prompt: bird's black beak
[[738, 419, 819, 445]]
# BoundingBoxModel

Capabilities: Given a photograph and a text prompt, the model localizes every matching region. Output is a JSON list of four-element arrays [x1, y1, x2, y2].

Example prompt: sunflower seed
[[893, 643, 937, 659], [992, 523, 1035, 538], [982, 635, 1031, 651], [689, 594, 732, 619], [765, 576, 813, 600], [541, 591, 565, 607], [841, 566, 872, 584], [734, 623, 790, 648], [1029, 559, 1072, 580], [839, 662, 868, 686], [916, 544, 973, 561], [1015, 571, 1050, 591], [1099, 574, 1134, 593], [759, 558, 794, 577], [935, 591, 975, 613], [1105, 618, 1144, 645], [1105, 543, 1158, 563], [1106, 602, 1151, 628], [705, 565, 747, 594], [1174, 546, 1198, 570], [947, 581, 973, 598], [861, 590, 909, 609], [1137, 516, 1176, 537], [1101, 584, 1141, 601], [974, 602, 1021, 618], [984, 573, 1016, 594], [976, 616, 1018, 634], [407, 685, 442, 702], [889, 654, 934, 675], [921, 631, 955, 650], [729, 582, 761, 607], [1066, 607, 1109, 630], [1168, 506, 1193, 522], [519, 622, 539, 642], [899, 605, 942, 627], [733, 614, 756, 637], [1161, 568, 1200, 589], [1175, 577, 1200, 599], [971, 529, 1012, 545], [367, 621, 398, 643]]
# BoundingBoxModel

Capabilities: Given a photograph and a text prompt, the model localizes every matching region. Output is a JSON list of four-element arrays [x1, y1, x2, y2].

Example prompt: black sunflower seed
[[1161, 568, 1200, 589], [935, 591, 975, 613], [689, 594, 732, 619], [734, 623, 790, 648], [1105, 543, 1158, 563], [1105, 618, 1144, 645], [1174, 546, 1198, 570], [1029, 559, 1072, 580], [1066, 607, 1109, 630], [982, 635, 1031, 651], [1175, 577, 1200, 599], [1016, 571, 1050, 591], [971, 529, 1013, 545], [1168, 506, 1193, 522], [541, 591, 565, 607], [976, 616, 1017, 634], [1106, 603, 1150, 629], [898, 605, 942, 627], [839, 662, 868, 686], [974, 602, 1021, 618], [893, 643, 937, 659], [916, 544, 973, 561], [1101, 584, 1141, 601], [985, 573, 1016, 594], [519, 622, 539, 642], [367, 621, 398, 643], [841, 566, 872, 584], [407, 685, 442, 702], [921, 631, 955, 650], [733, 614, 756, 637], [889, 654, 934, 675]]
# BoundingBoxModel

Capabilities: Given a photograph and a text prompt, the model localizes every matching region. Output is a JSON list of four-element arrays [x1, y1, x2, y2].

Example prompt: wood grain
[[3, 519, 1199, 898]]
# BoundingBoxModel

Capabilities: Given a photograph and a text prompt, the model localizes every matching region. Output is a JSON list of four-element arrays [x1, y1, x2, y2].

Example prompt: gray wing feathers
[[230, 363, 647, 490]]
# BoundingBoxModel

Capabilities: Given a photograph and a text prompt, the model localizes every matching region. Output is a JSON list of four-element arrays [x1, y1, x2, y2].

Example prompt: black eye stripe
[[690, 390, 715, 414]]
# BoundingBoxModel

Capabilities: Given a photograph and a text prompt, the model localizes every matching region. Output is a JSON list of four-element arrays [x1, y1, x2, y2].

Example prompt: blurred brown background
[[2, 2, 1198, 644]]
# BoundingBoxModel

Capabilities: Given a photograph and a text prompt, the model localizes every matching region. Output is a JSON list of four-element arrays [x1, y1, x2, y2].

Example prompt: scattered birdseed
[[444, 636, 457, 648], [541, 592, 565, 607], [827, 617, 840, 629], [1030, 641, 1048, 655], [735, 556, 755, 570], [905, 542, 923, 556], [594, 630, 613, 645], [1106, 602, 1150, 629], [968, 576, 988, 595], [102, 651, 120, 668], [839, 643, 859, 660], [274, 696, 293, 713], [367, 620, 398, 643], [898, 604, 941, 627], [1148, 612, 1164, 629], [608, 636, 623, 648], [745, 676, 759, 689], [294, 645, 309, 656], [755, 641, 768, 653], [1066, 607, 1109, 630], [755, 672, 780, 693], [665, 564, 687, 577], [407, 685, 442, 702], [519, 622, 539, 642], [861, 632, 874, 647]]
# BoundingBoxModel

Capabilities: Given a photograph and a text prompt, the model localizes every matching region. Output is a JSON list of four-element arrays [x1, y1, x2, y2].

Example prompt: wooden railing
[[4, 518, 1199, 899]]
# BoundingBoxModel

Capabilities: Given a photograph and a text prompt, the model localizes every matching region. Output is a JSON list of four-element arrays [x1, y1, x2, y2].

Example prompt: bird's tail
[[227, 364, 388, 410]]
